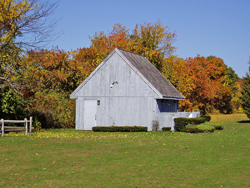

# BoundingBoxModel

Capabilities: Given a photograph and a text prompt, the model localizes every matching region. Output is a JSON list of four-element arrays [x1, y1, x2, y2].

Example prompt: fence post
[[171, 114, 174, 131], [29, 117, 32, 136], [25, 118, 27, 136], [1, 119, 4, 137]]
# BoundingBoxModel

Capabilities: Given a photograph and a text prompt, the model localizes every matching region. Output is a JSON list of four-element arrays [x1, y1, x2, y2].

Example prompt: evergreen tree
[[240, 74, 250, 119]]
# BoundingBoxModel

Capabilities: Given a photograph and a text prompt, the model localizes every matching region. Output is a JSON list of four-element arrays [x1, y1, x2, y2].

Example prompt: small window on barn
[[157, 99, 178, 112]]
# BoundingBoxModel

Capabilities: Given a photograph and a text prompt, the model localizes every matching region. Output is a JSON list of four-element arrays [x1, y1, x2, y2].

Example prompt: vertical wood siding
[[75, 98, 80, 130], [78, 53, 157, 97]]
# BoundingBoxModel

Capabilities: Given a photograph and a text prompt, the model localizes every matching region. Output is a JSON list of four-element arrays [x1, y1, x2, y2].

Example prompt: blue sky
[[48, 0, 250, 78]]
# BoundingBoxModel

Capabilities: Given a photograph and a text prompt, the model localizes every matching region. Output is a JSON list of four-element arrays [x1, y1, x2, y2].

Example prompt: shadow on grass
[[237, 120, 250, 123]]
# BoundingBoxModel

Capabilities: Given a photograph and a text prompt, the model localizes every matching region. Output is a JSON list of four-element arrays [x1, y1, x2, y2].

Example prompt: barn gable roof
[[117, 48, 184, 99], [70, 48, 184, 100]]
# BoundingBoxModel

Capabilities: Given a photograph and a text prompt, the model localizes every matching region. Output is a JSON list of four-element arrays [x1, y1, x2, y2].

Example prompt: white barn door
[[83, 100, 97, 130]]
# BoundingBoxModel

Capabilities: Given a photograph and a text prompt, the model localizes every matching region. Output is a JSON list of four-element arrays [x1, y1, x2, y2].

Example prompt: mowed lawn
[[0, 114, 249, 187]]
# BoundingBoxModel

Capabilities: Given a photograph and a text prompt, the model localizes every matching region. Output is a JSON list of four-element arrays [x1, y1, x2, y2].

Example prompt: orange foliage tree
[[165, 54, 238, 114], [162, 56, 194, 111], [20, 46, 106, 128], [88, 21, 177, 72], [20, 47, 77, 128]]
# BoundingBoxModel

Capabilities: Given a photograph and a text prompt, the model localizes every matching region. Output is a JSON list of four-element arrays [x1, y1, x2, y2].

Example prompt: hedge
[[162, 127, 171, 132], [185, 124, 216, 133], [174, 117, 206, 132], [196, 124, 215, 133], [185, 124, 200, 133], [92, 126, 147, 132]]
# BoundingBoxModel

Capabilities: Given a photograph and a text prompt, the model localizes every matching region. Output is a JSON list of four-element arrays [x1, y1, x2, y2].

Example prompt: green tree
[[0, 43, 23, 94], [240, 74, 250, 119], [0, 88, 29, 120]]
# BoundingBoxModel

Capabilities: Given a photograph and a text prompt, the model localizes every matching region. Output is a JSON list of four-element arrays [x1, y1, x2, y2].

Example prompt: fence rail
[[156, 111, 200, 131], [0, 117, 33, 137]]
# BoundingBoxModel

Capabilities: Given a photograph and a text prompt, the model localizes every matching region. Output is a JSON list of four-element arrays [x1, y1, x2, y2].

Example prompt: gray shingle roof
[[117, 48, 184, 99]]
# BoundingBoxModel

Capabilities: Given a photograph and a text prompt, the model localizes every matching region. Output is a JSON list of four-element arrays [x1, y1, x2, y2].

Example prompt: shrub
[[29, 91, 75, 129], [162, 127, 171, 132], [203, 122, 224, 130], [192, 117, 207, 124], [174, 117, 206, 132], [200, 115, 211, 122], [174, 118, 188, 132], [185, 124, 199, 133], [196, 124, 215, 133], [92, 126, 147, 132], [33, 117, 42, 131]]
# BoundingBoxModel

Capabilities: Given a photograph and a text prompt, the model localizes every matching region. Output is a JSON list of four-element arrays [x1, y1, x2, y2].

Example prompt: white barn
[[70, 48, 187, 131]]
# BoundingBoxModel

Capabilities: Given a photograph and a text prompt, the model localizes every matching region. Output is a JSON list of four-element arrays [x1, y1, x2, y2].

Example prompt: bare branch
[[0, 0, 61, 53], [0, 75, 23, 95], [0, 0, 61, 95]]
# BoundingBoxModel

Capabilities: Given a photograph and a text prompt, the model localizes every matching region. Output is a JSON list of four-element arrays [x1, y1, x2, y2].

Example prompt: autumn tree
[[131, 21, 176, 71], [0, 0, 58, 94], [20, 48, 75, 128], [184, 56, 214, 113], [0, 0, 58, 52], [131, 21, 177, 56], [89, 23, 134, 67], [162, 56, 194, 110], [206, 56, 239, 113], [19, 46, 105, 128], [90, 21, 177, 72], [71, 47, 98, 86], [164, 55, 236, 114]]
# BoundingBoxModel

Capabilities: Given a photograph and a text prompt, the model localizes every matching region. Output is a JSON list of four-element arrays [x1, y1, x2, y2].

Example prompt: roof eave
[[70, 48, 117, 97], [70, 95, 78, 99], [155, 96, 185, 101]]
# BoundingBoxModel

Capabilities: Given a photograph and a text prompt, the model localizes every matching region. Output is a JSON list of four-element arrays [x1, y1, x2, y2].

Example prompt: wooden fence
[[156, 111, 200, 131], [0, 117, 33, 137]]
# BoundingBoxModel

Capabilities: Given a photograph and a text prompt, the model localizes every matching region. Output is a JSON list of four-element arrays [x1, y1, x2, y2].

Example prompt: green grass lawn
[[0, 114, 249, 187]]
